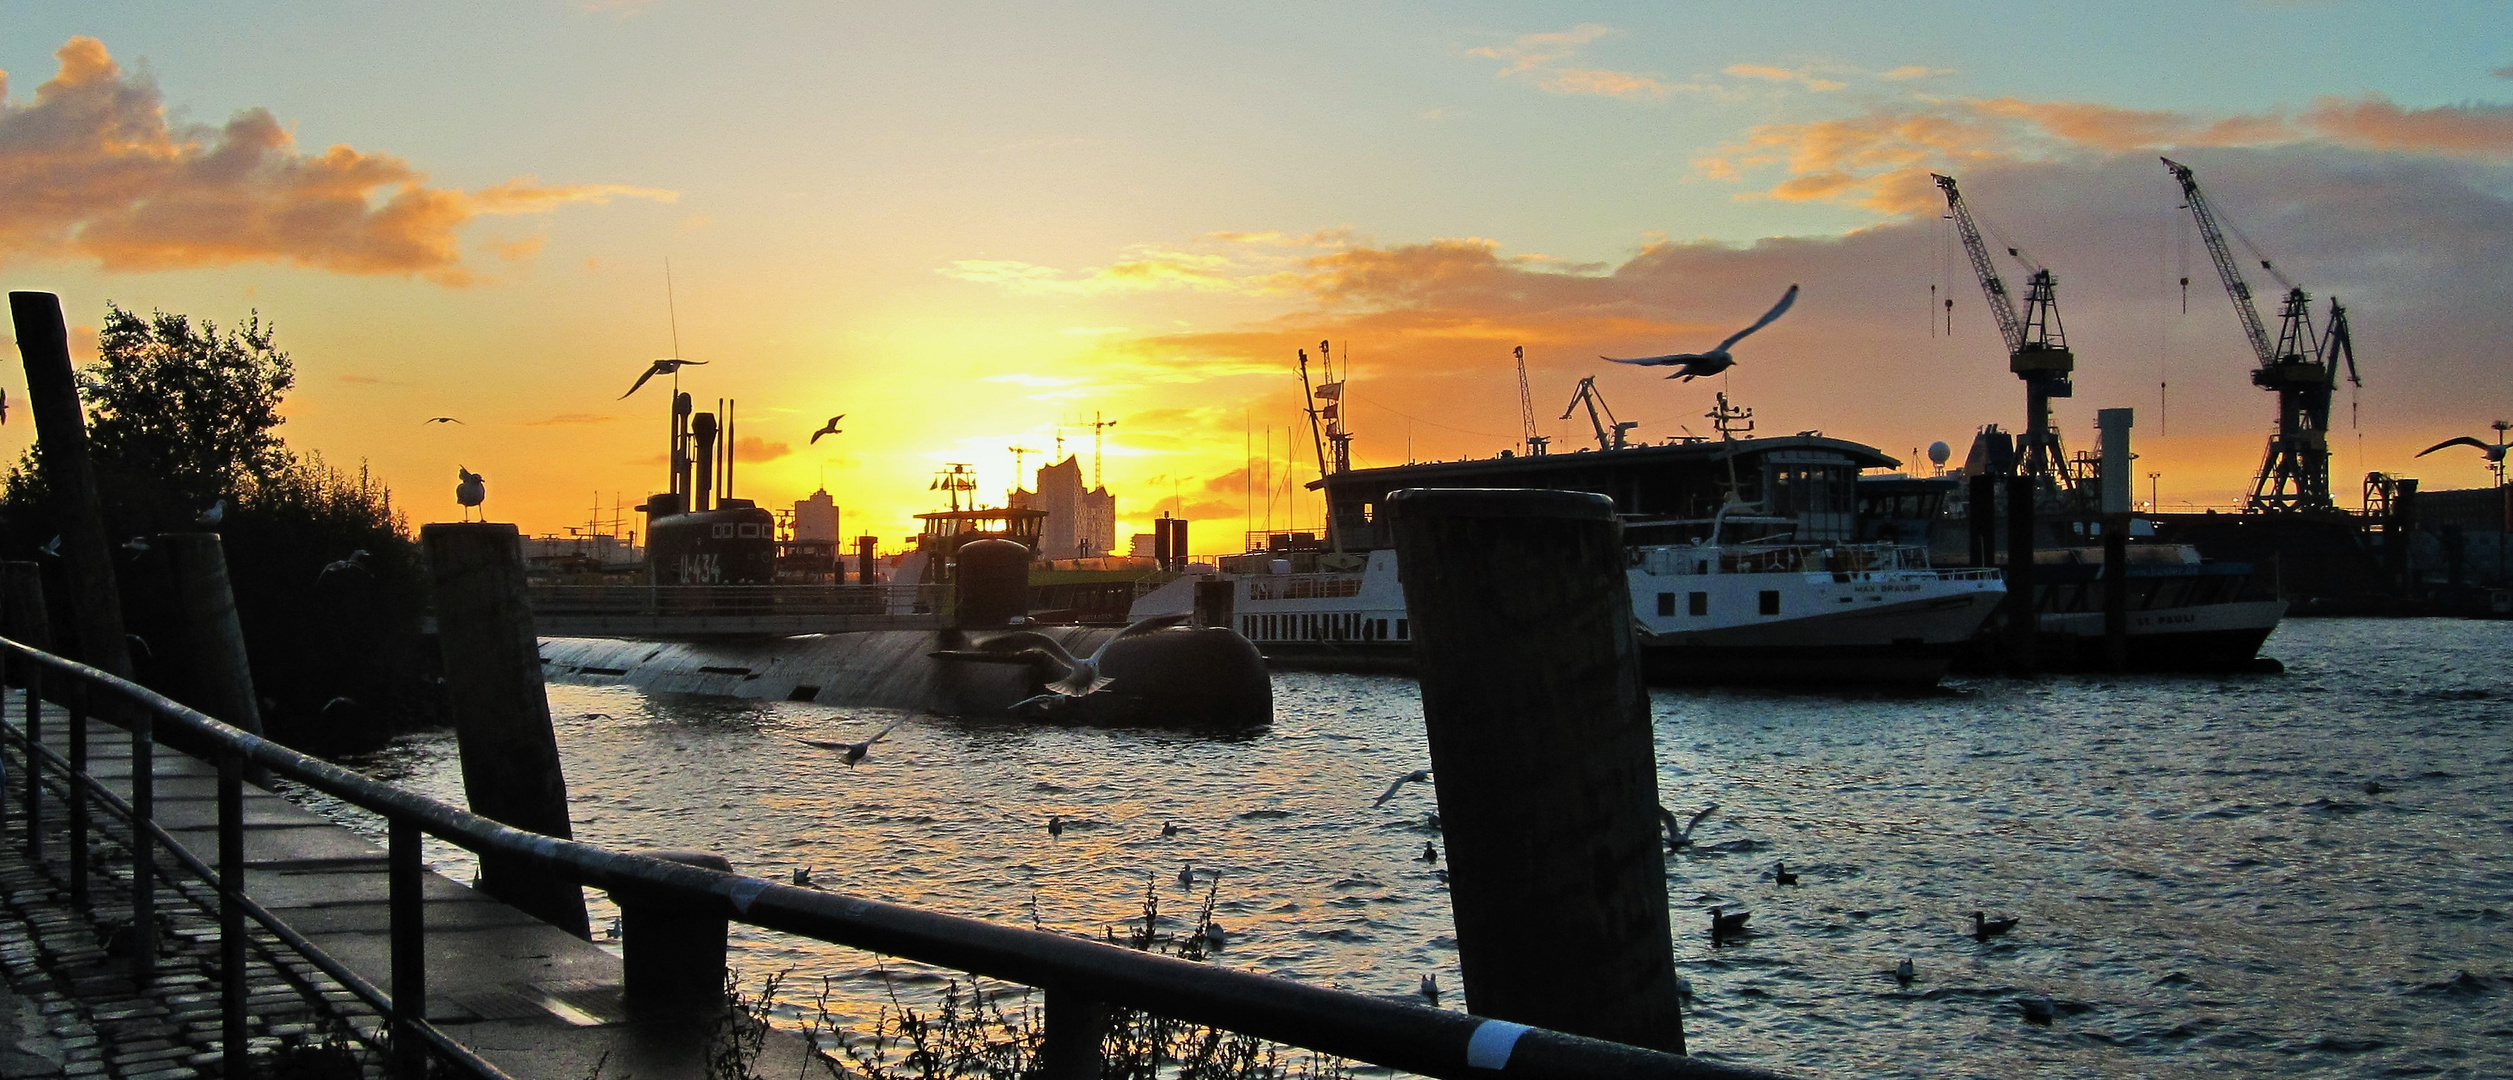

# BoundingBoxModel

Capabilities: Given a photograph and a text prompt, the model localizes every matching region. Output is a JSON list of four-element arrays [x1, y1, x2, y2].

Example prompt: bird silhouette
[[1418, 974, 1440, 1003], [1177, 861, 1195, 887], [1373, 769, 1432, 808], [1605, 284, 1799, 381], [795, 720, 904, 766], [197, 499, 225, 526], [455, 468, 486, 519], [1774, 861, 1799, 886], [120, 536, 150, 556], [1047, 815, 1064, 837], [974, 613, 1192, 697], [1973, 910, 2020, 942], [1659, 803, 1720, 850], [1709, 905, 1752, 940], [620, 357, 707, 399], [2019, 995, 2056, 1026], [1895, 958, 1915, 986], [35, 536, 59, 558], [0, 387, 8, 424], [791, 867, 813, 886], [810, 415, 845, 444], [423, 417, 464, 425], [1418, 842, 1440, 863], [2363, 780, 2386, 796], [318, 549, 373, 585], [2416, 435, 2511, 464], [1160, 820, 1179, 837]]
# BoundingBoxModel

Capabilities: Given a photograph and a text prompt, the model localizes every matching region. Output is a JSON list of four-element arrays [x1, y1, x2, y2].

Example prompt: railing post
[[21, 665, 38, 861], [219, 747, 248, 1068], [1387, 488, 1686, 1054], [1039, 989, 1110, 1080], [67, 680, 88, 909], [128, 704, 156, 979], [618, 850, 730, 1022], [388, 814, 428, 1080]]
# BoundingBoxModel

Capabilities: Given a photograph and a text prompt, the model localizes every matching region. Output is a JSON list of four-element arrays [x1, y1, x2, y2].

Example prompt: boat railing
[[0, 636, 1778, 1080], [1244, 573, 1366, 602]]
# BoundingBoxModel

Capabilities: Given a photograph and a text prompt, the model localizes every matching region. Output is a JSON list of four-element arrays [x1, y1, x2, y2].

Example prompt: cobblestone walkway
[[0, 753, 385, 1079]]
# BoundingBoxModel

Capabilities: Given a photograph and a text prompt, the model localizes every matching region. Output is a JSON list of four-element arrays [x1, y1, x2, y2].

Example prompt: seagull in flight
[[36, 536, 60, 558], [197, 499, 225, 526], [1373, 769, 1432, 808], [2416, 434, 2511, 464], [1660, 803, 1720, 851], [975, 612, 1192, 697], [795, 720, 905, 767], [1605, 284, 1799, 381], [810, 415, 845, 444], [318, 549, 373, 585], [423, 417, 464, 425], [619, 357, 707, 399]]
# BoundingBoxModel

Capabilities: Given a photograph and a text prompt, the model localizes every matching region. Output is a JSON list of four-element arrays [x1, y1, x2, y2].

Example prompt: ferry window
[[1396, 618, 1408, 639], [1376, 618, 1389, 639], [1656, 592, 1675, 616], [1690, 592, 1708, 616], [1759, 590, 1781, 616], [712, 524, 734, 538]]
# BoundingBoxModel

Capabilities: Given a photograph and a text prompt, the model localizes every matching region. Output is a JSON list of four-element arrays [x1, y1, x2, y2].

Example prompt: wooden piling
[[2102, 513, 2130, 673], [1387, 487, 1684, 1054], [158, 533, 265, 737], [2004, 474, 2038, 674], [421, 522, 590, 939], [9, 292, 132, 679], [1968, 474, 1999, 568], [618, 850, 731, 1021]]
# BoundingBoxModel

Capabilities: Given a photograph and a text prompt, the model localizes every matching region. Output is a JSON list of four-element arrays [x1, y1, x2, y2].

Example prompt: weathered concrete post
[[2102, 513, 2130, 673], [422, 522, 591, 938], [9, 292, 132, 679], [618, 850, 731, 1021], [1388, 487, 1684, 1054], [156, 533, 264, 735]]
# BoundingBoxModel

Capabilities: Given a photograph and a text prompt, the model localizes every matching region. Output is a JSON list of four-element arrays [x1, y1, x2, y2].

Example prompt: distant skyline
[[4, 3, 2508, 550]]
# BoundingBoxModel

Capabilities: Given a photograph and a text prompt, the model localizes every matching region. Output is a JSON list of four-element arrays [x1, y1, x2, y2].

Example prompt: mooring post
[[157, 533, 265, 767], [0, 562, 48, 844], [1387, 487, 1684, 1054], [1968, 474, 1999, 568], [2102, 513, 2130, 673], [617, 850, 732, 1021], [421, 522, 591, 938], [9, 292, 132, 680], [1039, 989, 1112, 1080], [2005, 474, 2039, 674]]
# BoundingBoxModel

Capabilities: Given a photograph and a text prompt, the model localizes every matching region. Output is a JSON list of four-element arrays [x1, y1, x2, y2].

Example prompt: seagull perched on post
[[810, 415, 845, 444], [619, 357, 707, 399], [455, 468, 486, 520], [795, 720, 904, 767], [969, 613, 1192, 697], [1605, 284, 1799, 381], [1373, 769, 1432, 808]]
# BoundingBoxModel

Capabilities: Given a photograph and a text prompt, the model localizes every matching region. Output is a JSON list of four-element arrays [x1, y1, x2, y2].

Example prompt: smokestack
[[672, 391, 693, 501]]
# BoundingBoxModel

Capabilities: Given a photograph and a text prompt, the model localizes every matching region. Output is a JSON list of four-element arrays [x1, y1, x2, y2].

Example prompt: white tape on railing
[[1465, 1019, 1529, 1070]]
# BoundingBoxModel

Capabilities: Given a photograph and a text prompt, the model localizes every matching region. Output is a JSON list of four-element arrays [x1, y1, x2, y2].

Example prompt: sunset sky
[[4, 3, 2509, 554]]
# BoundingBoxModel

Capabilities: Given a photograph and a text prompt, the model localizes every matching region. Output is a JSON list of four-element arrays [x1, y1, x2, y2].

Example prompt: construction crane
[[1560, 376, 1638, 451], [1514, 346, 1549, 456], [1932, 172, 2074, 487], [2162, 157, 2361, 514]]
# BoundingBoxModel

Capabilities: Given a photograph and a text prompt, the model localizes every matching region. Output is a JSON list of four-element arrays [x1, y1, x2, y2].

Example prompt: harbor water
[[301, 617, 2512, 1078]]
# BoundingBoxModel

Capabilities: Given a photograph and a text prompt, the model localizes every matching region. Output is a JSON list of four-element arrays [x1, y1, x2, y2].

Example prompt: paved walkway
[[0, 697, 823, 1080]]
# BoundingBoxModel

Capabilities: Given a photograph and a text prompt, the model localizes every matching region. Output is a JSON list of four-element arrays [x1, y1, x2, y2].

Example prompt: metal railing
[[528, 582, 946, 617], [0, 636, 1784, 1080]]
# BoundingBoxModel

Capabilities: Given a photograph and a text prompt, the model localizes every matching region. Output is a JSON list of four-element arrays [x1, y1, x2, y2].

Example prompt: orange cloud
[[733, 435, 792, 462], [2302, 93, 2513, 157], [0, 37, 673, 283], [525, 412, 614, 426], [1722, 64, 1845, 92], [1467, 24, 1678, 101]]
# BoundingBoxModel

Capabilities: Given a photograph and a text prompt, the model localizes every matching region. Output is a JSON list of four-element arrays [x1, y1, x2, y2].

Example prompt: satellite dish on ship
[[1927, 441, 1952, 472]]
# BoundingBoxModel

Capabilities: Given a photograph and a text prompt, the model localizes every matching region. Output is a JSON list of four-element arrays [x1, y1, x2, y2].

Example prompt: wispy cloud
[[1724, 64, 1845, 93], [1697, 91, 2513, 212], [0, 37, 674, 283], [525, 412, 614, 426], [1877, 65, 1953, 82], [1467, 24, 1672, 99]]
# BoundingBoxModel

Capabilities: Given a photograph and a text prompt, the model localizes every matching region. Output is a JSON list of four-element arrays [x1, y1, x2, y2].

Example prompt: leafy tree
[[2, 304, 433, 750]]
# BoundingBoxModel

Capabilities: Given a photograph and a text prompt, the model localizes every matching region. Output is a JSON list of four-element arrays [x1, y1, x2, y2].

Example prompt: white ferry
[[1138, 433, 2007, 688]]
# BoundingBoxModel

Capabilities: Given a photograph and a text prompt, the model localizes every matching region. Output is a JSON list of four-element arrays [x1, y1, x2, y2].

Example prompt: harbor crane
[[1514, 346, 1549, 457], [1561, 376, 1639, 451], [2162, 157, 2361, 514], [1932, 172, 2075, 486]]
